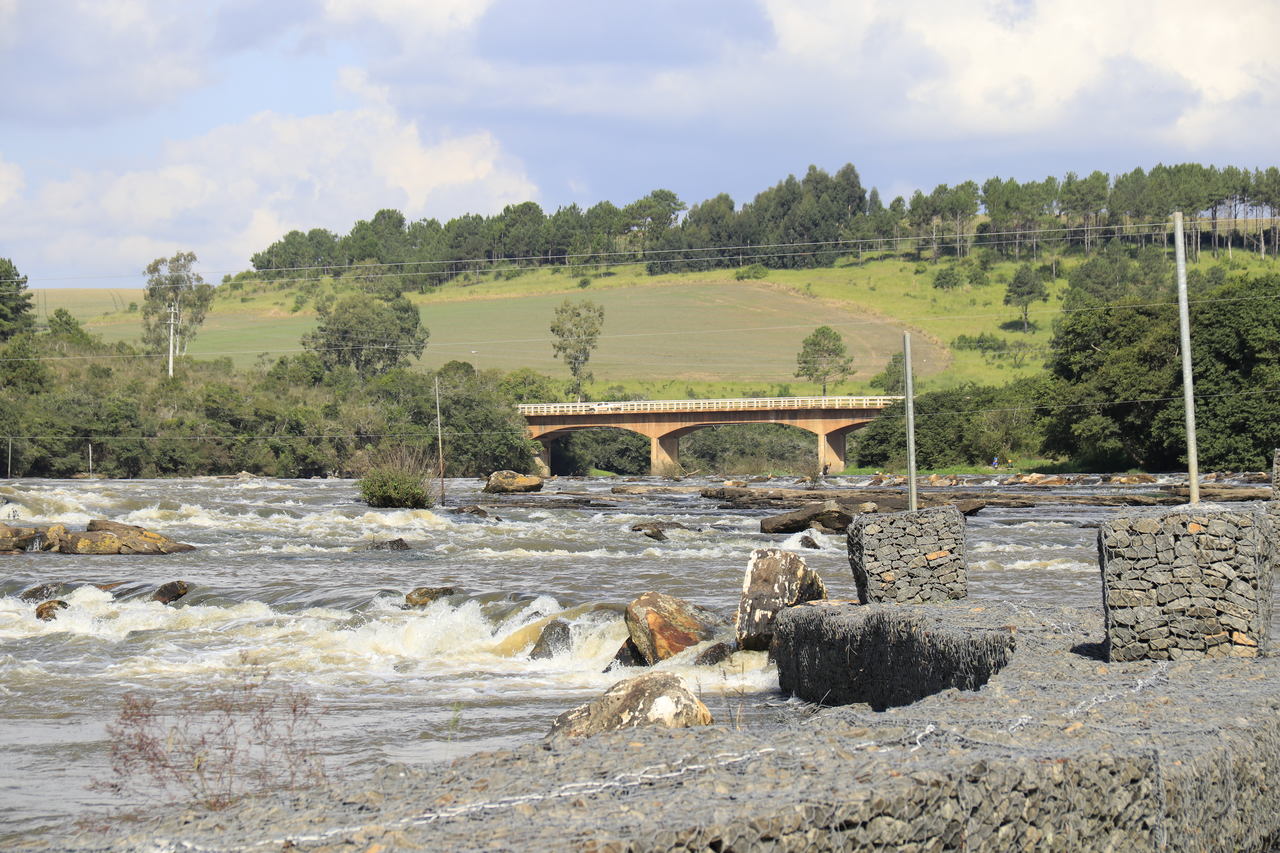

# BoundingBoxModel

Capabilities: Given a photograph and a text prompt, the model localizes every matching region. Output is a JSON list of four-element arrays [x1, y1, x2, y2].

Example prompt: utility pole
[[903, 332, 918, 512], [1173, 212, 1200, 504], [167, 301, 176, 378], [6, 437, 11, 479], [88, 443, 93, 478], [434, 376, 446, 504]]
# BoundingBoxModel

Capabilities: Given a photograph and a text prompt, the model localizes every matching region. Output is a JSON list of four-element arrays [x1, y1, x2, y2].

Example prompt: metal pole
[[903, 332, 918, 512], [167, 302, 175, 378], [7, 437, 11, 478], [1173, 212, 1199, 504], [88, 443, 93, 478], [434, 376, 446, 504]]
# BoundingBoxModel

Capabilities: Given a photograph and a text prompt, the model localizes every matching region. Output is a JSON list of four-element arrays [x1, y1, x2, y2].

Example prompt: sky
[[1, 0, 1278, 288]]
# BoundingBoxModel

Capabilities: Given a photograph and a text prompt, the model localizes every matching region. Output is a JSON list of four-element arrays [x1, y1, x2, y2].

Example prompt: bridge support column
[[532, 440, 551, 477], [818, 430, 846, 475], [650, 433, 680, 475]]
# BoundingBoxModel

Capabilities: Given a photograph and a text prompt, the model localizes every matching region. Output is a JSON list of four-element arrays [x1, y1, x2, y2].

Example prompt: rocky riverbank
[[43, 602, 1280, 852]]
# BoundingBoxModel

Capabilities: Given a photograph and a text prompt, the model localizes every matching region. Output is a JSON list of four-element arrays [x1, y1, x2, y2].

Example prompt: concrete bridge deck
[[518, 396, 902, 474]]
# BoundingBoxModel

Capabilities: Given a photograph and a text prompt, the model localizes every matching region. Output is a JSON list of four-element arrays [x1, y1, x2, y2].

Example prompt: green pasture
[[35, 288, 142, 319], [415, 281, 947, 390], [40, 249, 1275, 396]]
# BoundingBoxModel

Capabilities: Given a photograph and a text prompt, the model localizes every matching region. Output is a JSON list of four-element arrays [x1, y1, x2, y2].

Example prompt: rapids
[[0, 474, 1272, 840]]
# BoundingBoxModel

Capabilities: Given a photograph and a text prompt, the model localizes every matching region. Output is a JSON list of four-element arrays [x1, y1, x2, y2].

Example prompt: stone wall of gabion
[[847, 505, 967, 604], [1098, 508, 1275, 661], [773, 603, 1015, 709]]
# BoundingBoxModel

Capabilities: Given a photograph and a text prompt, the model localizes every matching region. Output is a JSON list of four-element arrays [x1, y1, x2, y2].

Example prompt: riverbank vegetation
[[0, 313, 541, 478]]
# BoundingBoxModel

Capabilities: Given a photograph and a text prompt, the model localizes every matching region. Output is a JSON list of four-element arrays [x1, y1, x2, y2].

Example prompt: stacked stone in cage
[[847, 506, 967, 604], [1098, 509, 1274, 661]]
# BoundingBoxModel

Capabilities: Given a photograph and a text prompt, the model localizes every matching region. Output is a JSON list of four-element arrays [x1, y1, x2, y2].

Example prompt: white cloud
[[2, 0, 212, 123], [754, 0, 1280, 142], [345, 0, 1278, 156], [6, 98, 536, 282], [322, 0, 494, 39], [0, 154, 23, 207]]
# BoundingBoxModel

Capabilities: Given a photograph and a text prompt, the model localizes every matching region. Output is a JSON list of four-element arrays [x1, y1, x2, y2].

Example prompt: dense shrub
[[358, 468, 434, 508]]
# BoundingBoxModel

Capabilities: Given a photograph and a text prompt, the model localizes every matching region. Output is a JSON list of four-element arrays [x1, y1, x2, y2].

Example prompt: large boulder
[[624, 591, 721, 665], [482, 471, 543, 494], [735, 549, 828, 651], [546, 672, 712, 740], [760, 500, 856, 534], [0, 523, 40, 552], [41, 520, 195, 555]]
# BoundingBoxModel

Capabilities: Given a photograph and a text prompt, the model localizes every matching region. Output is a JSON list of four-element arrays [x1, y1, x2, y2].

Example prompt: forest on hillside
[[244, 162, 1280, 289], [6, 161, 1280, 477]]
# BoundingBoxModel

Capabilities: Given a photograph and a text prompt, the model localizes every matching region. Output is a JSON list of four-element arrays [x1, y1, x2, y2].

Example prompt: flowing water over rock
[[0, 474, 1272, 842]]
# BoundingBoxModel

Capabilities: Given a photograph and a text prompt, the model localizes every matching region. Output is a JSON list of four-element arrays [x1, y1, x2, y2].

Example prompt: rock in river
[[20, 582, 68, 602], [630, 521, 688, 541], [605, 637, 646, 671], [693, 641, 734, 666], [35, 600, 69, 622], [359, 538, 412, 551], [41, 520, 195, 555], [736, 549, 827, 651], [151, 581, 191, 604], [546, 671, 712, 740], [0, 523, 40, 553], [529, 619, 572, 660], [624, 591, 721, 665], [482, 470, 544, 494], [405, 586, 457, 607], [760, 500, 858, 534]]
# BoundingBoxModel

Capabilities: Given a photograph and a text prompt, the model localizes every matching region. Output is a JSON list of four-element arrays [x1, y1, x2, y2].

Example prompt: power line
[[1, 213, 1273, 289]]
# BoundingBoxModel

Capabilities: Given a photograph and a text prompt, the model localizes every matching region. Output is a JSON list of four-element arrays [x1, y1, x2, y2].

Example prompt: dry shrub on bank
[[93, 657, 326, 811]]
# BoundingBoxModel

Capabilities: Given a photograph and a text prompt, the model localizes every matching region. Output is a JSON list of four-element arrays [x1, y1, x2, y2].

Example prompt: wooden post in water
[[1173, 212, 1200, 504], [904, 332, 918, 512]]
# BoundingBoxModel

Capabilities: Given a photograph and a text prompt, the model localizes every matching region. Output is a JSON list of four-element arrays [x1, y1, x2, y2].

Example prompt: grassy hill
[[37, 254, 1081, 397]]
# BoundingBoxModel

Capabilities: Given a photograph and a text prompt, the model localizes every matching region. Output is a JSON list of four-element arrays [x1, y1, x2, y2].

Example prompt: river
[[0, 474, 1271, 841]]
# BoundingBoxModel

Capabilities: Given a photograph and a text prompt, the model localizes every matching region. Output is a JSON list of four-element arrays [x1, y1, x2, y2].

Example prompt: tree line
[[851, 242, 1280, 473], [244, 162, 1280, 291]]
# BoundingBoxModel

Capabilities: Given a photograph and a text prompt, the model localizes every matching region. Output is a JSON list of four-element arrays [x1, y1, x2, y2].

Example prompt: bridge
[[517, 396, 903, 475]]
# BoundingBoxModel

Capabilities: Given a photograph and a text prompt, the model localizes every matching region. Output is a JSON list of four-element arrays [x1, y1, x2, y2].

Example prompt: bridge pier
[[650, 434, 680, 475], [533, 441, 552, 477], [819, 430, 847, 474]]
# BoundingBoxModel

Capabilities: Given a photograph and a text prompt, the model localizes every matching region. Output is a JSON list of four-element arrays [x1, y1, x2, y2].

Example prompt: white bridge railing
[[517, 395, 904, 417]]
